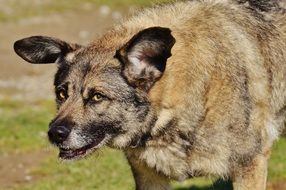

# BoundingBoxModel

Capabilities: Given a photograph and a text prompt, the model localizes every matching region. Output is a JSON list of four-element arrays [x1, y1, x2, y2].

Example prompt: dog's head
[[14, 27, 175, 160]]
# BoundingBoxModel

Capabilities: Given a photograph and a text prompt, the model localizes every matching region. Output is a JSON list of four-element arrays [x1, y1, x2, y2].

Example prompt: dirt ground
[[0, 150, 52, 188]]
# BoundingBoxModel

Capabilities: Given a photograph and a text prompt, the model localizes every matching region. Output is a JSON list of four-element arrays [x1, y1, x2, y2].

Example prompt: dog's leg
[[232, 155, 268, 190], [131, 166, 171, 190], [127, 156, 171, 190]]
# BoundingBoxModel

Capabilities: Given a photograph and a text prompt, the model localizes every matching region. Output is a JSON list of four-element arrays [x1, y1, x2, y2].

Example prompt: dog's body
[[14, 0, 286, 189]]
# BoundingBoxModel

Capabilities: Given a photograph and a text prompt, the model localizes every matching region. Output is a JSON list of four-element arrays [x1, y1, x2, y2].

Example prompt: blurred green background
[[0, 0, 285, 190]]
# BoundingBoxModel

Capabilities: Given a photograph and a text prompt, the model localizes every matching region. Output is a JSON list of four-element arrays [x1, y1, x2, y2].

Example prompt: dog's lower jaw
[[109, 134, 134, 149], [58, 134, 112, 160]]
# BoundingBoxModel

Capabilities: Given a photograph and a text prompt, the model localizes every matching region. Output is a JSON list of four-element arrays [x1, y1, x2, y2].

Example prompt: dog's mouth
[[59, 135, 110, 160]]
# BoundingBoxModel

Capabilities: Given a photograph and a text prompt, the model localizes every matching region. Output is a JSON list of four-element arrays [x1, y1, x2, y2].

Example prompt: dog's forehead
[[74, 50, 120, 77], [55, 49, 121, 87], [73, 47, 119, 68]]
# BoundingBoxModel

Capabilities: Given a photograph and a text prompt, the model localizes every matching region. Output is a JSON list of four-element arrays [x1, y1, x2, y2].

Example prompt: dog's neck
[[129, 108, 176, 148], [130, 132, 153, 148]]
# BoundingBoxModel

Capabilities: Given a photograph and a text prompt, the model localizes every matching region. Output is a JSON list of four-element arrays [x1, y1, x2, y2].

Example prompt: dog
[[14, 0, 286, 189]]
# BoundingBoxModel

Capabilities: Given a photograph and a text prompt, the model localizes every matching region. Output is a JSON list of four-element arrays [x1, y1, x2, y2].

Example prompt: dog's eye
[[92, 93, 104, 102], [59, 91, 66, 99], [56, 89, 68, 101]]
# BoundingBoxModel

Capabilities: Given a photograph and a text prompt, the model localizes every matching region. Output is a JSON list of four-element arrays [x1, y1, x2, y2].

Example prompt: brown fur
[[14, 0, 286, 189]]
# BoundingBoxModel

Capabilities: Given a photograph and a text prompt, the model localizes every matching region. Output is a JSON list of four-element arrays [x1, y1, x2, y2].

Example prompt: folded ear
[[116, 27, 175, 91], [14, 36, 81, 64]]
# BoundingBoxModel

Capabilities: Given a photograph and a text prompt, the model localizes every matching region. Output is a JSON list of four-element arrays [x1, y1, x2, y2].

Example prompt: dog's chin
[[58, 135, 111, 160]]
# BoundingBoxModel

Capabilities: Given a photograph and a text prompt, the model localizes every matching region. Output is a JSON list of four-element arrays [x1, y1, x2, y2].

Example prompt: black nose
[[48, 125, 71, 144]]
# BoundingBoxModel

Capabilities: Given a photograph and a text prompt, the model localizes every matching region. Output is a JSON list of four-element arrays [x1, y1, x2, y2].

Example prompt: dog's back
[[98, 0, 286, 137]]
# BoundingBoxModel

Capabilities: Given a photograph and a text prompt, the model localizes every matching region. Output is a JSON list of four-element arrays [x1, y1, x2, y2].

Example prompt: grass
[[16, 149, 135, 190], [269, 138, 286, 180], [0, 99, 285, 190], [0, 0, 170, 23], [0, 99, 55, 154]]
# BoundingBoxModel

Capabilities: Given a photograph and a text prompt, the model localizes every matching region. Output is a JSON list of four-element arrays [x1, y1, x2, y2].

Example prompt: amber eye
[[57, 89, 68, 101], [92, 93, 104, 102]]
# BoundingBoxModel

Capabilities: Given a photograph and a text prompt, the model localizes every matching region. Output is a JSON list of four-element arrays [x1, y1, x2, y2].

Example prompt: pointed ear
[[116, 27, 175, 91], [14, 36, 81, 64]]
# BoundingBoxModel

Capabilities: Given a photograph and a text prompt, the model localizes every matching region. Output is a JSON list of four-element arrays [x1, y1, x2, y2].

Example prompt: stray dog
[[14, 0, 286, 189]]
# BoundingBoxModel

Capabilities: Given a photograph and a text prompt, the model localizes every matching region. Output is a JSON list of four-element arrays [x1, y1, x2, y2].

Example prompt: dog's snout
[[48, 125, 71, 144]]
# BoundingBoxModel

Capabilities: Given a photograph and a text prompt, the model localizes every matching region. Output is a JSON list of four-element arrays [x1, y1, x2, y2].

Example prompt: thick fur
[[14, 0, 286, 189]]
